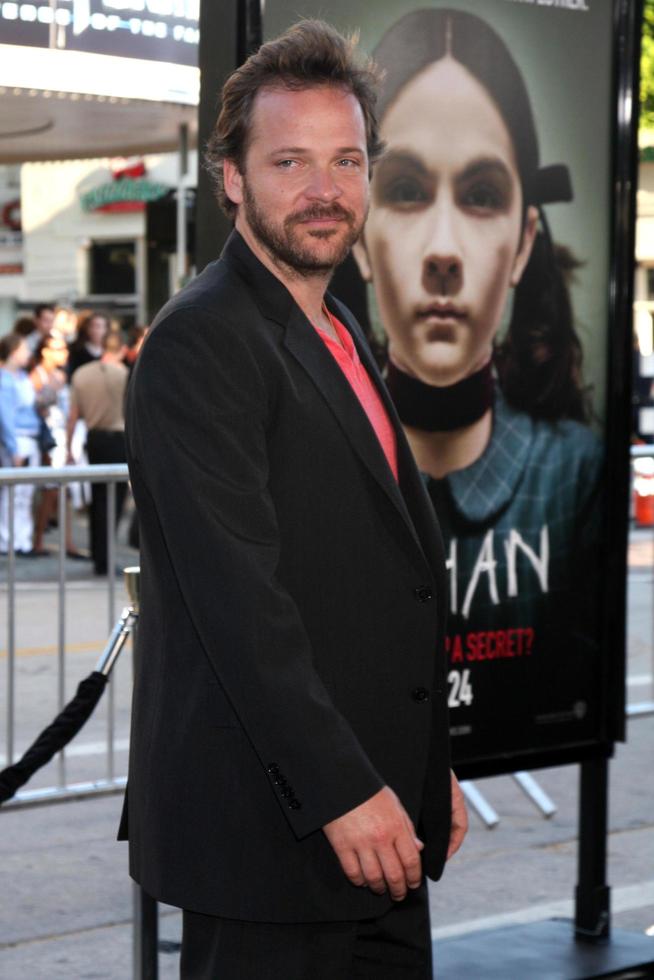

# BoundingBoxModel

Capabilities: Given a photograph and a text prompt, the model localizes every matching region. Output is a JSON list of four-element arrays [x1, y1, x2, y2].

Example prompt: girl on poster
[[353, 8, 603, 757]]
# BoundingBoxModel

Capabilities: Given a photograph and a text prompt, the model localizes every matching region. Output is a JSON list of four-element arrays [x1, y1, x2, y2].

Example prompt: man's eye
[[379, 176, 430, 206], [337, 158, 359, 168], [276, 159, 298, 169], [461, 182, 507, 212]]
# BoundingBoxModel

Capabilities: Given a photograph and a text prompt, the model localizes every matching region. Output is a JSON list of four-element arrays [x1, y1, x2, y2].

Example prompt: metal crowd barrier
[[0, 463, 131, 807], [1, 453, 653, 808]]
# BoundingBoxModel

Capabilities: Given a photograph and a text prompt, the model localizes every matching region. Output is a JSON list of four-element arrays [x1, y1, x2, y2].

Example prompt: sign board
[[0, 0, 199, 66], [262, 0, 636, 777]]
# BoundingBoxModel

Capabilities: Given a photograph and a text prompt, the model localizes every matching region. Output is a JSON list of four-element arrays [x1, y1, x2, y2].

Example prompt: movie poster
[[263, 0, 626, 775]]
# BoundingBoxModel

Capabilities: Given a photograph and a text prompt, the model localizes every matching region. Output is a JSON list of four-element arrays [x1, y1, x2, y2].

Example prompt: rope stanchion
[[0, 567, 140, 806]]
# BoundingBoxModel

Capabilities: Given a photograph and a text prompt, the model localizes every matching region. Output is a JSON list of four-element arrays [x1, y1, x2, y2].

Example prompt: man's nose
[[304, 167, 342, 201]]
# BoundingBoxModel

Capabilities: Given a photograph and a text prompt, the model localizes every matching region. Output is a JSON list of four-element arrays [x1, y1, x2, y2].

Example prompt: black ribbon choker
[[386, 360, 494, 432]]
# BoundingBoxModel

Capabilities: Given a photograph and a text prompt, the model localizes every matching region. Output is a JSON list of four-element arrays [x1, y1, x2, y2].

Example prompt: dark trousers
[[86, 429, 127, 574], [180, 883, 432, 980]]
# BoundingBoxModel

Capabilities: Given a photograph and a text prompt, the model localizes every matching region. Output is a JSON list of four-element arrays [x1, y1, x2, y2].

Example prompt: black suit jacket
[[120, 231, 452, 922]]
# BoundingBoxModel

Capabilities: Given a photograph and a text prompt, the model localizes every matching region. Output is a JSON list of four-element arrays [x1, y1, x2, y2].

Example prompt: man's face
[[36, 308, 55, 336], [225, 84, 370, 277]]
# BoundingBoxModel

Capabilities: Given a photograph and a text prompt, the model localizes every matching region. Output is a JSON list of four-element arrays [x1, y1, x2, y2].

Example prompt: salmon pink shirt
[[315, 312, 398, 482]]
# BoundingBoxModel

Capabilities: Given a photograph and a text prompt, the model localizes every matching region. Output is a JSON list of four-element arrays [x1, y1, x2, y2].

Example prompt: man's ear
[[352, 236, 372, 283], [510, 205, 538, 287], [223, 158, 244, 207]]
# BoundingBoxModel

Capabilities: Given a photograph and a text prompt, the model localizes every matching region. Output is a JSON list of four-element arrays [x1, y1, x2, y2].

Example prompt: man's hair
[[103, 329, 124, 355], [205, 19, 384, 218], [0, 332, 26, 363], [13, 316, 37, 338], [34, 304, 55, 320]]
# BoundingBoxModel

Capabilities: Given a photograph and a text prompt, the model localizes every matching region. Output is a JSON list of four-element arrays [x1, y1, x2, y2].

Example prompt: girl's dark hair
[[71, 311, 109, 350], [13, 316, 36, 338], [371, 8, 589, 423], [205, 19, 384, 218]]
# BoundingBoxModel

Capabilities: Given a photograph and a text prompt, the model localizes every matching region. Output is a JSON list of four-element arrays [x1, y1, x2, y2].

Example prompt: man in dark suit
[[121, 19, 467, 979]]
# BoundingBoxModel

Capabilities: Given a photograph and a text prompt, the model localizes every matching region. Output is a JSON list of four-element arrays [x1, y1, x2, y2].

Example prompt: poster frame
[[204, 0, 642, 780]]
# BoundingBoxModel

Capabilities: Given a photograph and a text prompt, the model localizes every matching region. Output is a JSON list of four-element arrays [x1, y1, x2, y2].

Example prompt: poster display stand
[[191, 0, 649, 975]]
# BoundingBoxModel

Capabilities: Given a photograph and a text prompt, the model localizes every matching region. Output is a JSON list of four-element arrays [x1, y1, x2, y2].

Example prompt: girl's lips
[[416, 303, 467, 320]]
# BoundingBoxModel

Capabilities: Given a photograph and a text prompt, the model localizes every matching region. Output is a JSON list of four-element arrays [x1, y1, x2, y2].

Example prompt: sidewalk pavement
[[0, 522, 652, 977], [1, 716, 652, 979]]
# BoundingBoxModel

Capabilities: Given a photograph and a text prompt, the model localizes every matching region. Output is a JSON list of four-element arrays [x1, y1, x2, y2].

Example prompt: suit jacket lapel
[[222, 231, 430, 571], [284, 303, 430, 569], [326, 298, 443, 577]]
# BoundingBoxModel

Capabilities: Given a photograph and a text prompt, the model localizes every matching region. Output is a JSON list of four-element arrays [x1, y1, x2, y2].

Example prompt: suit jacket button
[[411, 687, 430, 703], [414, 586, 433, 603], [267, 763, 280, 774], [289, 799, 301, 810]]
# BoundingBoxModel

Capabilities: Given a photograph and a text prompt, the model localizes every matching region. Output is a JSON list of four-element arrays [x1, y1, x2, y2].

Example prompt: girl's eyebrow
[[458, 156, 513, 184], [375, 150, 430, 176], [376, 151, 513, 186]]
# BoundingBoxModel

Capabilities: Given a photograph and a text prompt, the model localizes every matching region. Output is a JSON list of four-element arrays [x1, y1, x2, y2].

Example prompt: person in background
[[66, 330, 128, 575], [0, 333, 42, 555], [13, 316, 40, 342], [66, 311, 109, 379], [33, 305, 57, 348], [14, 304, 57, 354], [52, 307, 80, 346], [30, 332, 88, 559], [123, 325, 148, 377]]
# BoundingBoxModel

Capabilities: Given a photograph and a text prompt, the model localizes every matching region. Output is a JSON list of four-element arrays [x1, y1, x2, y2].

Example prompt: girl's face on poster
[[356, 56, 537, 387]]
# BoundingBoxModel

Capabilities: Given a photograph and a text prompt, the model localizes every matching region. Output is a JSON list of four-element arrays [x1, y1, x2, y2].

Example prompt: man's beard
[[242, 182, 363, 278]]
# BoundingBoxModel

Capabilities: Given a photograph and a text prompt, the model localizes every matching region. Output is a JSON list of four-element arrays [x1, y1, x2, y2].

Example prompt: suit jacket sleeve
[[128, 307, 384, 839]]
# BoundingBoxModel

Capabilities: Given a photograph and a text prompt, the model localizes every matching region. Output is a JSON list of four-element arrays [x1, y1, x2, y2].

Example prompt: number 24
[[448, 669, 473, 708]]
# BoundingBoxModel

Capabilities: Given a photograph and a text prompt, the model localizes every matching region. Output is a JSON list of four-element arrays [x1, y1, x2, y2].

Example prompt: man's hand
[[322, 786, 423, 902], [446, 771, 468, 860]]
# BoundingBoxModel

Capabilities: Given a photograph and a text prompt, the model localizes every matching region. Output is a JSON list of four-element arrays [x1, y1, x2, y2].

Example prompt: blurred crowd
[[0, 305, 146, 574]]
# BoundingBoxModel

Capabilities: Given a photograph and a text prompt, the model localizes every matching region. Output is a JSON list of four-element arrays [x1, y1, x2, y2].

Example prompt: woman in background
[[30, 332, 88, 559], [66, 311, 109, 379], [0, 333, 41, 555], [354, 8, 603, 756]]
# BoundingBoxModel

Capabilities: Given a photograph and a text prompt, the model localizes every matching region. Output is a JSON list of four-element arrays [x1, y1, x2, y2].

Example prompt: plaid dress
[[427, 390, 604, 766]]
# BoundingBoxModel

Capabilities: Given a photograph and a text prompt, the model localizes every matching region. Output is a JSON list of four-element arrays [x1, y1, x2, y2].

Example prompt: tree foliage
[[641, 0, 654, 131]]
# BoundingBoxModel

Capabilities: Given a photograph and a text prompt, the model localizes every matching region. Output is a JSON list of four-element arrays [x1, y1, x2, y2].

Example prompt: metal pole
[[176, 122, 189, 292], [512, 771, 557, 818], [195, 0, 239, 272], [107, 480, 116, 783], [574, 757, 611, 943], [459, 780, 499, 829], [129, 583, 158, 980], [57, 484, 67, 789], [6, 486, 16, 767]]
